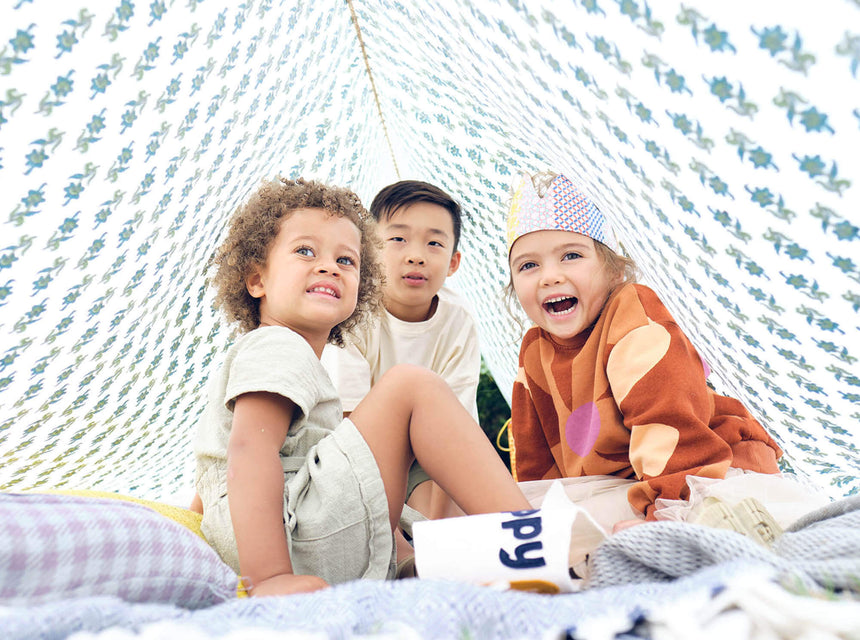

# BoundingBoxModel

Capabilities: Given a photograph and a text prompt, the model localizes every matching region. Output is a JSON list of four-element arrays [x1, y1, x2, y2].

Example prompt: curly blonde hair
[[209, 177, 385, 346]]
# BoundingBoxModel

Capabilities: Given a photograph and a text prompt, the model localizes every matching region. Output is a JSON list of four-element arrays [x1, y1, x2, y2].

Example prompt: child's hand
[[612, 518, 646, 534], [250, 573, 330, 597]]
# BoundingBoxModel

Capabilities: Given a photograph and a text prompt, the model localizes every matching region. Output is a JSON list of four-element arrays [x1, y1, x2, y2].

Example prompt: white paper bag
[[413, 481, 607, 593], [653, 470, 832, 528]]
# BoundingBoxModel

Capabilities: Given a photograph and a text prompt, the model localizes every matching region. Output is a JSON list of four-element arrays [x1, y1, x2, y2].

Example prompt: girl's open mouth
[[543, 295, 577, 315]]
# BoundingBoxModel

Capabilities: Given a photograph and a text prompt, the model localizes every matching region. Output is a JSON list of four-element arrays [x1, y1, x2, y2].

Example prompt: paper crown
[[506, 173, 617, 253]]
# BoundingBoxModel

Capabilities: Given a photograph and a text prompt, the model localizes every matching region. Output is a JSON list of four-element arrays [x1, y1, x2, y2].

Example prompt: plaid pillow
[[0, 492, 237, 608]]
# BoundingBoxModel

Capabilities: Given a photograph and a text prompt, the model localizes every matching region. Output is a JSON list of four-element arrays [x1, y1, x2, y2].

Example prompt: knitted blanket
[[588, 496, 860, 592]]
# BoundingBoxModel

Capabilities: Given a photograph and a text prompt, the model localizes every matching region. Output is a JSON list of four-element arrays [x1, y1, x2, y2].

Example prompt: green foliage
[[476, 358, 511, 470]]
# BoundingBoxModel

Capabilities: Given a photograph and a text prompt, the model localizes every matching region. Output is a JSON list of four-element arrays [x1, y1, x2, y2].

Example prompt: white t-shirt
[[322, 286, 481, 420]]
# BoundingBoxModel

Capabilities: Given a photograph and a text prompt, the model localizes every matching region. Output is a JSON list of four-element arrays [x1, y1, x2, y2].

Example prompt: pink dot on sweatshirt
[[565, 402, 600, 457], [701, 356, 711, 379]]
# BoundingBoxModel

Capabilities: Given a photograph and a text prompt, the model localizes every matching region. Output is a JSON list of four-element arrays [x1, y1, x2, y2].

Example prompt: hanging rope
[[346, 0, 400, 179]]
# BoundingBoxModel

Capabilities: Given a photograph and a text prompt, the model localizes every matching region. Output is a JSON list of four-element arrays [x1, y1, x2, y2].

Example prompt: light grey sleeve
[[223, 327, 320, 420]]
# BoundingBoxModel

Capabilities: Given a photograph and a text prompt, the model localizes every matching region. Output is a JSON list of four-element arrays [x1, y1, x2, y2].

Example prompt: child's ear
[[447, 251, 461, 277], [607, 271, 625, 293], [245, 269, 265, 298]]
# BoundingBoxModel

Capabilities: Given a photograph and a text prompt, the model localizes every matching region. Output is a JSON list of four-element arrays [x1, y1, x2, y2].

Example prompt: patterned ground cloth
[[3, 565, 858, 640], [4, 497, 859, 640]]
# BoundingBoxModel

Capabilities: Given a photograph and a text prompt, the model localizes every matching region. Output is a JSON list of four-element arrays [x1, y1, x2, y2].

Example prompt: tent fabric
[[0, 1, 858, 504]]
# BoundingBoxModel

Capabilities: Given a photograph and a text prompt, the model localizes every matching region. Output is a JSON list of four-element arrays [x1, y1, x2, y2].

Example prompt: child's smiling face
[[245, 207, 362, 355], [377, 202, 461, 322], [510, 230, 618, 343]]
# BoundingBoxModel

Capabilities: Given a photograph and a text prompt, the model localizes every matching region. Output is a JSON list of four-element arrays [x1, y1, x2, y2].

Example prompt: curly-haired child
[[193, 177, 530, 596]]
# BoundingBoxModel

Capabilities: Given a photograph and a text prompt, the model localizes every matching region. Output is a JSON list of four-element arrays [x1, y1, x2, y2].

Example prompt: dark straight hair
[[369, 180, 463, 252]]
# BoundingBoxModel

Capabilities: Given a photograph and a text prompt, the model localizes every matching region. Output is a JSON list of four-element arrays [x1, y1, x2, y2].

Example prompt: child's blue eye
[[562, 252, 582, 261], [337, 256, 355, 266], [518, 261, 537, 272], [296, 246, 314, 257]]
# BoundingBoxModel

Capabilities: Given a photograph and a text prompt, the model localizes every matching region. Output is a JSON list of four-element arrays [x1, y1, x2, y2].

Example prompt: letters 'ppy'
[[413, 480, 608, 592]]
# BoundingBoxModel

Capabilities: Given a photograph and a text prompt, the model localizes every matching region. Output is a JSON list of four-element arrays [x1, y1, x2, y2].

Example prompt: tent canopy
[[0, 1, 858, 501]]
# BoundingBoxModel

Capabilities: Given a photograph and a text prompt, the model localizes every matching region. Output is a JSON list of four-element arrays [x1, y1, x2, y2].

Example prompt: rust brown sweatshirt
[[510, 283, 782, 518]]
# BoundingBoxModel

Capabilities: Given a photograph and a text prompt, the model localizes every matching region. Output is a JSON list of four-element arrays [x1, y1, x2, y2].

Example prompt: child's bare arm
[[228, 391, 328, 596]]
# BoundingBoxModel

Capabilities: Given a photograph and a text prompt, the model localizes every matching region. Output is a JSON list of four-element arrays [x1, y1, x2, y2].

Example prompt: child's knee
[[379, 364, 445, 392]]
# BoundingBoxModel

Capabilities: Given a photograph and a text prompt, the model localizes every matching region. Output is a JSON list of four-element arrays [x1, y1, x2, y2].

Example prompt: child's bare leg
[[408, 480, 465, 519], [349, 364, 530, 529], [394, 527, 414, 561]]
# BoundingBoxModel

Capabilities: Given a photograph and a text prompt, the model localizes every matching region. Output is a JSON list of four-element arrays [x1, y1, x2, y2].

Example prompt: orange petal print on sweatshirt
[[629, 422, 680, 477], [606, 320, 671, 405]]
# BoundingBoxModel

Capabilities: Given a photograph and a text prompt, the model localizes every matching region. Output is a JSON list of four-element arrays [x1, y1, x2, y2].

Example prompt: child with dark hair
[[193, 177, 529, 596], [323, 179, 482, 521], [370, 180, 463, 253]]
